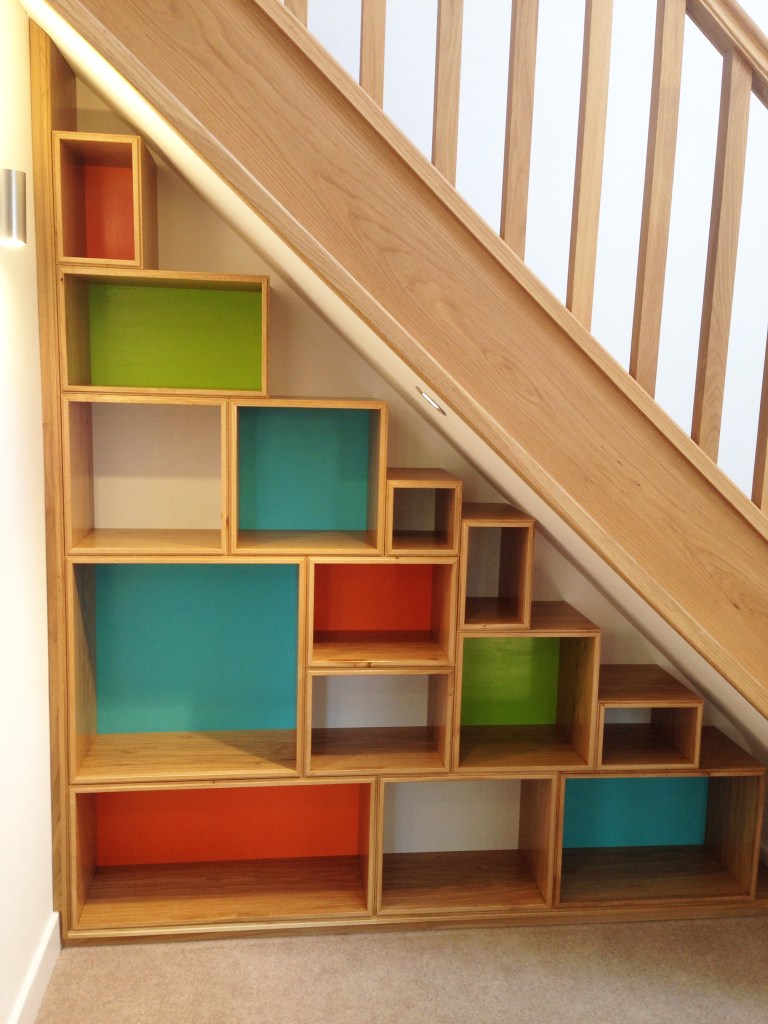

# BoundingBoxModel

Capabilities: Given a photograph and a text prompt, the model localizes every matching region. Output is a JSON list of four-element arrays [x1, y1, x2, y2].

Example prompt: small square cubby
[[60, 269, 267, 393], [460, 504, 535, 629], [72, 780, 374, 931], [234, 401, 387, 555], [558, 739, 766, 906], [309, 558, 457, 667], [62, 396, 226, 555], [456, 603, 600, 771], [53, 131, 157, 266], [597, 665, 703, 770], [378, 776, 557, 914], [306, 669, 454, 775], [68, 560, 304, 784], [385, 469, 462, 555]]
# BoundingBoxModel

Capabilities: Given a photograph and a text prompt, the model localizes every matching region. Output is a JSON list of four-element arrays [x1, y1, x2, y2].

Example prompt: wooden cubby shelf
[[68, 560, 304, 784], [558, 754, 766, 905], [459, 504, 535, 630], [307, 670, 453, 775], [597, 665, 703, 770], [309, 558, 457, 667], [233, 400, 387, 555], [62, 395, 226, 556], [385, 469, 462, 555], [378, 777, 556, 914], [60, 269, 267, 394], [33, 60, 767, 944], [73, 782, 374, 930], [455, 602, 600, 772], [53, 131, 157, 267]]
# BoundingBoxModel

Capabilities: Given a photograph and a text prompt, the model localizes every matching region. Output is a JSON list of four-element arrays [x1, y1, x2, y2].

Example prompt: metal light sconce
[[1, 169, 27, 247]]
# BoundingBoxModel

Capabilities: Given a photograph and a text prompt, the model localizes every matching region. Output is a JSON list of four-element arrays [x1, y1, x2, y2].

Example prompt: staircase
[[24, 0, 768, 719]]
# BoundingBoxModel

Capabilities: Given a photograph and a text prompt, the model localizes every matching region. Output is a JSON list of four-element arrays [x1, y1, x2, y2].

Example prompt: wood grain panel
[[630, 0, 685, 394], [39, 0, 768, 718]]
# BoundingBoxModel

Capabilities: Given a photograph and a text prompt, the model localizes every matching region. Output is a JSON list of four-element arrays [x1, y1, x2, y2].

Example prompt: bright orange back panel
[[313, 563, 435, 633], [83, 164, 135, 260], [95, 784, 365, 866]]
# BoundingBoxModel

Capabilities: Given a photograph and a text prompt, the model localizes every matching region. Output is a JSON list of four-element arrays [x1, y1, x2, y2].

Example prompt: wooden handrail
[[687, 0, 768, 103], [35, 0, 768, 722]]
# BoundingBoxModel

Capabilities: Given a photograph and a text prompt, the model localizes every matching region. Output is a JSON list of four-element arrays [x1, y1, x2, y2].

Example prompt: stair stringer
[[24, 0, 768, 723]]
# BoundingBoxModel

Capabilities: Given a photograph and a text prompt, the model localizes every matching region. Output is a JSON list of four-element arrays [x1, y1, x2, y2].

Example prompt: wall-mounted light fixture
[[1, 169, 27, 247], [416, 386, 446, 415]]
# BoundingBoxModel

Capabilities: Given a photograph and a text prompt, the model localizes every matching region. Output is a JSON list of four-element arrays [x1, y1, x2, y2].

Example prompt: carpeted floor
[[35, 918, 768, 1024]]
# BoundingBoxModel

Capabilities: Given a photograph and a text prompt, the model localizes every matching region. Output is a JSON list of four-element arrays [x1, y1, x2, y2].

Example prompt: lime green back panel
[[88, 283, 262, 390], [461, 637, 560, 725]]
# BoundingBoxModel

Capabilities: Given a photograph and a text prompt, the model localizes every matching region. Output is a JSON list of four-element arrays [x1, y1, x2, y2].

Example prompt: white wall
[[0, 2, 59, 1023]]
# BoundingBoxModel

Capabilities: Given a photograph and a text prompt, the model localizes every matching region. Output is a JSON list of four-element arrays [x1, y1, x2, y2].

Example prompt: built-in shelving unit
[[33, 45, 767, 944]]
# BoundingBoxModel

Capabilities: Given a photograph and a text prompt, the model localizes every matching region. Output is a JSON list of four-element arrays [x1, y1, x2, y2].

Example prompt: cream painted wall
[[0, 3, 59, 1023]]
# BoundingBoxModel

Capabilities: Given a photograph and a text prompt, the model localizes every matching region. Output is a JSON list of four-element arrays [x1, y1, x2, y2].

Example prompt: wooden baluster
[[629, 0, 686, 396], [284, 0, 308, 26], [751, 332, 768, 508], [360, 0, 386, 105], [691, 50, 751, 460], [567, 0, 614, 330], [500, 0, 539, 257], [432, 0, 464, 185]]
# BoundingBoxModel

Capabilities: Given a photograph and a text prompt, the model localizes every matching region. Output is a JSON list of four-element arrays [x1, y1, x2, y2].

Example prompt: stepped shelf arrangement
[[32, 48, 767, 944]]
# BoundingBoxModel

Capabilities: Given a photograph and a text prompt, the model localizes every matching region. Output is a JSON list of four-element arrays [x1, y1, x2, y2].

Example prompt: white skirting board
[[7, 913, 60, 1024]]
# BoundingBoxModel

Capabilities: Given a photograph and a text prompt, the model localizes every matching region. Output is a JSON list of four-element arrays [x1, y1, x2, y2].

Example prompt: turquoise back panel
[[95, 563, 298, 733], [563, 777, 709, 848], [238, 407, 371, 531]]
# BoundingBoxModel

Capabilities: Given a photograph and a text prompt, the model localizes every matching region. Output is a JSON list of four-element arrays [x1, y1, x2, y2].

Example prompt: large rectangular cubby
[[306, 669, 453, 775], [72, 781, 374, 930], [455, 603, 600, 771], [62, 395, 226, 555], [309, 558, 457, 666], [558, 757, 766, 905], [378, 776, 557, 913], [67, 560, 304, 783], [53, 131, 158, 266], [233, 400, 387, 554], [59, 269, 267, 394]]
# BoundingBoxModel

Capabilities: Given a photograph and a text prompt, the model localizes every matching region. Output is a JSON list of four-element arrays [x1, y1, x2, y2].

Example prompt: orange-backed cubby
[[53, 131, 158, 266], [309, 558, 457, 667], [72, 781, 375, 931]]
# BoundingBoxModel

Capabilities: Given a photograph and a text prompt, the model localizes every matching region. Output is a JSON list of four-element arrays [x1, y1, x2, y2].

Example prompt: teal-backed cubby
[[456, 626, 599, 771], [70, 561, 302, 782], [235, 402, 386, 554], [558, 772, 765, 904], [61, 270, 267, 393]]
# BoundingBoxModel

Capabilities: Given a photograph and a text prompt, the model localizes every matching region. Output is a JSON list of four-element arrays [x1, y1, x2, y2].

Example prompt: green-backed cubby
[[62, 271, 266, 392]]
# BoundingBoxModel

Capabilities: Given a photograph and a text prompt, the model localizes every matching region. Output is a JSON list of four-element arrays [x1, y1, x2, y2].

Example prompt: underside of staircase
[[31, 0, 768, 723]]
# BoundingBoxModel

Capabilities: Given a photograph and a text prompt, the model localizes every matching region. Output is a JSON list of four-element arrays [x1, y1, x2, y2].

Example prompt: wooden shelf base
[[600, 724, 697, 770], [75, 730, 298, 784], [559, 846, 747, 905], [312, 633, 451, 668], [463, 596, 527, 628], [69, 528, 224, 556], [237, 531, 380, 555], [77, 856, 369, 929], [310, 727, 447, 775], [457, 725, 589, 771], [381, 850, 547, 914]]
